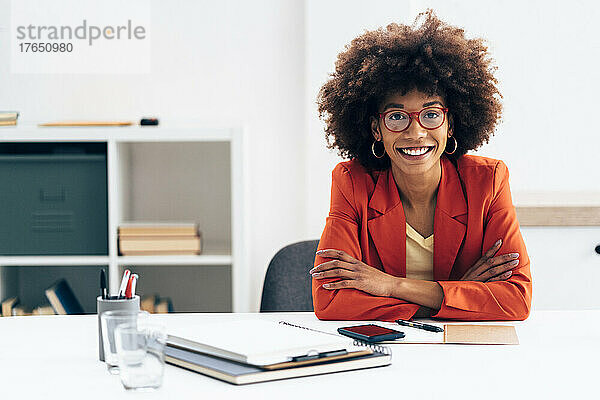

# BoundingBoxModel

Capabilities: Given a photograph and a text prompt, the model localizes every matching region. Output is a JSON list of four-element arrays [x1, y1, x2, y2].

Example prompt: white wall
[[305, 0, 600, 239], [0, 0, 306, 311]]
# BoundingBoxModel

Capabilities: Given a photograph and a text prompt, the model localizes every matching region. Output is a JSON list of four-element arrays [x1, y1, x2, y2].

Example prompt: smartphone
[[337, 324, 405, 343]]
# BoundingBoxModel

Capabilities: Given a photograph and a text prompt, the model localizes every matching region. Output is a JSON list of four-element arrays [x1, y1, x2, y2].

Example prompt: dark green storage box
[[0, 142, 108, 255]]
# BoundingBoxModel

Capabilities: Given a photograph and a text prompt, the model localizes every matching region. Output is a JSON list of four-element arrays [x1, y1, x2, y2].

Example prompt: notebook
[[167, 319, 371, 366], [165, 344, 391, 385]]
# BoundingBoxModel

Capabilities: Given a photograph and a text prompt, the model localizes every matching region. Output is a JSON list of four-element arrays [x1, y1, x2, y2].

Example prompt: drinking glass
[[114, 323, 167, 391], [97, 295, 140, 362], [100, 310, 149, 374]]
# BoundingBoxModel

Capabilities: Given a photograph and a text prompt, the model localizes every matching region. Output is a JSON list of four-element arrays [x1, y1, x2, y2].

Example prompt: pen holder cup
[[97, 295, 140, 362]]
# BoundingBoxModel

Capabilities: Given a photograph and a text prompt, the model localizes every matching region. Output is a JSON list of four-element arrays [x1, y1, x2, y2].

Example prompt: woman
[[311, 10, 531, 321]]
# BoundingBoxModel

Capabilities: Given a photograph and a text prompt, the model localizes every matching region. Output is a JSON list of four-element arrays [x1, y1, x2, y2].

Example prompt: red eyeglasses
[[378, 107, 448, 132]]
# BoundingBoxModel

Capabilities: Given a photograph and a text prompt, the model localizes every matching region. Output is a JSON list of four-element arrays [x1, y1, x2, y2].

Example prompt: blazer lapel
[[433, 157, 467, 281], [367, 168, 407, 277], [367, 157, 467, 280]]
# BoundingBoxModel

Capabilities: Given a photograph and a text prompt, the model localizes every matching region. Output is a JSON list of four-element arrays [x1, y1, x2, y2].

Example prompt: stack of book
[[165, 319, 391, 385], [0, 111, 19, 126], [118, 223, 202, 256]]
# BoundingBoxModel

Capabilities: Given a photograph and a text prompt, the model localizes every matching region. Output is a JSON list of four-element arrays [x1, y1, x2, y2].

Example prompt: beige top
[[405, 223, 434, 281]]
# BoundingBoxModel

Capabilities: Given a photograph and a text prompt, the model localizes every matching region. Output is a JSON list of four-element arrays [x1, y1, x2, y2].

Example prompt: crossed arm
[[311, 239, 519, 313]]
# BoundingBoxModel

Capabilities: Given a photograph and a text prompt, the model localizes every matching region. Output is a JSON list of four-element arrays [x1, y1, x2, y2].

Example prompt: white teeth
[[400, 146, 431, 156]]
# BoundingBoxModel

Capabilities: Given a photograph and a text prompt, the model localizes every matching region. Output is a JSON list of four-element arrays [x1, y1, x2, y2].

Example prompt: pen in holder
[[97, 295, 140, 362]]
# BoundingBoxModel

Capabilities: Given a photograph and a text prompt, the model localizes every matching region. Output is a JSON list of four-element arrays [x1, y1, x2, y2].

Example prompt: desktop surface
[[0, 310, 597, 399]]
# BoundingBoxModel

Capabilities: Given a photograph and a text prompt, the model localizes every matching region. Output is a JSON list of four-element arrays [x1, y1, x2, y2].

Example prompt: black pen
[[291, 349, 347, 362], [100, 269, 108, 299], [395, 319, 444, 333]]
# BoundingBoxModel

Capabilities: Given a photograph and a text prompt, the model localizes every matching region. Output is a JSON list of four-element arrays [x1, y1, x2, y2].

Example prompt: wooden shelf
[[117, 254, 232, 266], [516, 206, 600, 226], [514, 192, 600, 226], [0, 254, 233, 267]]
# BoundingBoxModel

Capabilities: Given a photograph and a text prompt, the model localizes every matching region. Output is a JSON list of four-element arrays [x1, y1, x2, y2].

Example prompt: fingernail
[[495, 239, 502, 246], [309, 269, 315, 274], [312, 273, 322, 278], [316, 250, 325, 254], [509, 253, 519, 259], [506, 271, 512, 276], [509, 260, 519, 266], [322, 283, 331, 288]]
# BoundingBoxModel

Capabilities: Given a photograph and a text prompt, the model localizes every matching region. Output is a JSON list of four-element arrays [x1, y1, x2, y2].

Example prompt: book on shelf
[[165, 319, 391, 385], [122, 251, 201, 256], [0, 111, 19, 126], [140, 294, 173, 314], [141, 294, 158, 313], [118, 222, 202, 255], [11, 305, 30, 316], [156, 297, 173, 313], [45, 279, 85, 315], [118, 222, 199, 237], [119, 236, 202, 255], [32, 305, 56, 315], [2, 297, 20, 316]]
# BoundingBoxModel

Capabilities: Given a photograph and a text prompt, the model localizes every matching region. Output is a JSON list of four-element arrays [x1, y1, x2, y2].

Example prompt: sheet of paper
[[278, 317, 519, 345], [279, 318, 445, 344]]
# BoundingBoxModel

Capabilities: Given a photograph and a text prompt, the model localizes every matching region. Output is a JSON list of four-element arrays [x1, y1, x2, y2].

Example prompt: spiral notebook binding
[[278, 321, 339, 336], [352, 339, 391, 355], [279, 320, 391, 356]]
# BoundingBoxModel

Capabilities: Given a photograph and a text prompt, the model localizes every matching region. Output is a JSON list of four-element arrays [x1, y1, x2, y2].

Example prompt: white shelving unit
[[0, 124, 247, 312]]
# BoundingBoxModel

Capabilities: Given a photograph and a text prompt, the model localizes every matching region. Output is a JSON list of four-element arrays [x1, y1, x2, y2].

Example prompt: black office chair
[[260, 240, 319, 312]]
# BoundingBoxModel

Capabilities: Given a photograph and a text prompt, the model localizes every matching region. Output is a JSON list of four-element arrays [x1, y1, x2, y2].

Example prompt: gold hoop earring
[[445, 136, 457, 155], [371, 140, 385, 159]]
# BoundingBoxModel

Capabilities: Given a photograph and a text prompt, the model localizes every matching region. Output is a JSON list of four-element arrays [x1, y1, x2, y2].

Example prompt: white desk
[[1, 311, 598, 399]]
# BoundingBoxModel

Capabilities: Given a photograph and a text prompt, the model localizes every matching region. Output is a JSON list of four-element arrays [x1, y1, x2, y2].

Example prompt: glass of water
[[114, 323, 167, 391], [100, 310, 149, 374]]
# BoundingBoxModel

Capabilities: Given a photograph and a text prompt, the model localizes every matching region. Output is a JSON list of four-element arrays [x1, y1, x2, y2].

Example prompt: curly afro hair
[[317, 9, 503, 170]]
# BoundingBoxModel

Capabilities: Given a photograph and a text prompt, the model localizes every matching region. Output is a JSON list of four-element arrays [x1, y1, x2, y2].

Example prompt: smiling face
[[370, 89, 453, 177]]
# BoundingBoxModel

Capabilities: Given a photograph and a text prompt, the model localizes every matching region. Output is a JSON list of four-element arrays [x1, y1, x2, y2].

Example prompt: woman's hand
[[310, 249, 397, 297], [460, 239, 520, 282]]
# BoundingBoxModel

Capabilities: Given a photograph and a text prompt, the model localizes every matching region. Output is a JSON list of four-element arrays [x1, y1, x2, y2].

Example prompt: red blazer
[[313, 155, 532, 321]]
